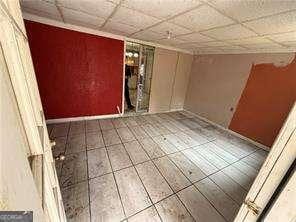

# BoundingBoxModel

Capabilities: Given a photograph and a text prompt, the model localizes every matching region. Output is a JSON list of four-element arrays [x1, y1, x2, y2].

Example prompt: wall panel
[[170, 53, 193, 110], [229, 56, 296, 146], [25, 20, 124, 119], [149, 48, 178, 112], [184, 53, 296, 147]]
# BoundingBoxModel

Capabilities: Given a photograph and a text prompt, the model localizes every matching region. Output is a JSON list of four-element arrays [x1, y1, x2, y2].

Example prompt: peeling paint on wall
[[229, 55, 296, 147]]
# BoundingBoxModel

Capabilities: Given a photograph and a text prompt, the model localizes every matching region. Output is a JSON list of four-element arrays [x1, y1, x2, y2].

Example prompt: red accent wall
[[229, 56, 296, 147], [25, 20, 124, 119]]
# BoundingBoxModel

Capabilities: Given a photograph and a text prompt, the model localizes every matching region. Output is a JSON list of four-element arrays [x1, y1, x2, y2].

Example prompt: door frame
[[0, 1, 66, 221], [234, 102, 296, 221], [124, 41, 155, 114]]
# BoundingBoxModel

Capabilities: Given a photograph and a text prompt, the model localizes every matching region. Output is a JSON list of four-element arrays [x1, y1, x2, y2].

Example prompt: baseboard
[[45, 108, 183, 123], [46, 113, 122, 124], [184, 109, 270, 151], [148, 108, 183, 114]]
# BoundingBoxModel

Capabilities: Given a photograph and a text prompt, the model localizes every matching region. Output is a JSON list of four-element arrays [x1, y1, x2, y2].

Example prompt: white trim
[[123, 108, 183, 116], [184, 109, 270, 151], [46, 113, 122, 124], [122, 40, 126, 115], [22, 12, 193, 55], [46, 108, 184, 123], [168, 108, 184, 112]]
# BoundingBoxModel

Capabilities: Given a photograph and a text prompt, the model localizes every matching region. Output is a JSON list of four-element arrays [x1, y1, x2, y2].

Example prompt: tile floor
[[47, 111, 268, 222]]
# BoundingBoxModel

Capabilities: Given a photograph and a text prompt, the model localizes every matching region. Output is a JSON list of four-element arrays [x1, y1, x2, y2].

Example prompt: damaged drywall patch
[[229, 54, 296, 147]]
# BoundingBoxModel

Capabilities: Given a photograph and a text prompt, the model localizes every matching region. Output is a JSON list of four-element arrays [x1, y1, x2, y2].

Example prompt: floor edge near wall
[[45, 108, 184, 124], [46, 109, 269, 152], [183, 109, 270, 152], [46, 113, 123, 124]]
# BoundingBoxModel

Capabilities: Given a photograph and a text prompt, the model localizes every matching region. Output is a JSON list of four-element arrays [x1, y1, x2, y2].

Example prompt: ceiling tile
[[131, 30, 165, 41], [194, 48, 224, 54], [226, 36, 274, 45], [240, 42, 288, 50], [175, 43, 199, 50], [102, 20, 139, 35], [177, 32, 214, 42], [265, 31, 296, 42], [283, 41, 296, 47], [202, 24, 257, 40], [21, 0, 62, 21], [148, 22, 191, 36], [57, 0, 117, 19], [195, 41, 231, 47], [61, 7, 105, 29], [156, 38, 186, 46], [243, 11, 296, 35], [209, 0, 296, 22], [122, 0, 201, 19], [111, 6, 160, 29], [108, 0, 121, 4], [170, 4, 234, 31], [216, 45, 246, 50]]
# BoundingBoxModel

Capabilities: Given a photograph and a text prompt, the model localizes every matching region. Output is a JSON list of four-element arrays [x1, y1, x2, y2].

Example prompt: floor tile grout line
[[59, 143, 262, 192], [58, 121, 71, 186], [126, 119, 264, 221], [59, 142, 209, 187], [100, 119, 128, 221], [114, 125, 164, 222], [49, 113, 270, 156], [84, 121, 92, 222], [53, 111, 267, 220], [158, 138, 261, 220], [204, 149, 263, 206], [127, 123, 222, 222], [58, 120, 261, 188], [59, 115, 260, 183], [125, 120, 211, 221]]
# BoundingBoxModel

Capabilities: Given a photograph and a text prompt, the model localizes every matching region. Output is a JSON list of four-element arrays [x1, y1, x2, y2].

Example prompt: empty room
[[0, 0, 295, 222]]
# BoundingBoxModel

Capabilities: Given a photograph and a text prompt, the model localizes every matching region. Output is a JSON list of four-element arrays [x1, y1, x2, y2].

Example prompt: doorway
[[124, 42, 154, 114]]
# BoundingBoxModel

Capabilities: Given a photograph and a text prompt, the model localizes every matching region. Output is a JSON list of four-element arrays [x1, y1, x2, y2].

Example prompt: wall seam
[[169, 52, 180, 110], [183, 55, 195, 111]]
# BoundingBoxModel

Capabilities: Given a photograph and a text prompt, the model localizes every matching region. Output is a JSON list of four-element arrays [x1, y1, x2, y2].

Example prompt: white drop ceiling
[[21, 0, 296, 54]]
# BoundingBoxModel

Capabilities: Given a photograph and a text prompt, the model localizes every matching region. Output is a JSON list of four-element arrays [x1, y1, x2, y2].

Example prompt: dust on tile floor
[[47, 111, 268, 222]]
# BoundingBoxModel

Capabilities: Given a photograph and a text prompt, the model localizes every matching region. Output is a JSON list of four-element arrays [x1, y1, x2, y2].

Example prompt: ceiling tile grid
[[243, 10, 296, 35], [226, 36, 275, 45], [177, 32, 216, 43], [131, 30, 166, 41], [208, 0, 296, 22], [170, 4, 235, 31], [21, 0, 63, 21], [201, 24, 258, 40], [239, 42, 287, 50], [61, 7, 105, 29], [156, 37, 186, 46], [110, 6, 161, 29], [56, 0, 117, 19], [148, 22, 192, 37], [21, 0, 296, 54], [102, 19, 140, 35], [266, 31, 296, 42], [121, 0, 202, 19]]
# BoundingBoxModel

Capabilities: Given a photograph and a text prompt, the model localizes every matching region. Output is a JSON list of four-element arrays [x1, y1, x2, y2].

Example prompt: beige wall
[[171, 53, 194, 110], [0, 48, 44, 221], [184, 53, 295, 127], [149, 48, 193, 113]]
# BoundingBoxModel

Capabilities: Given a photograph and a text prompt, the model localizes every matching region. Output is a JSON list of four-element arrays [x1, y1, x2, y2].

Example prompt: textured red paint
[[25, 20, 124, 119], [229, 56, 296, 147]]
